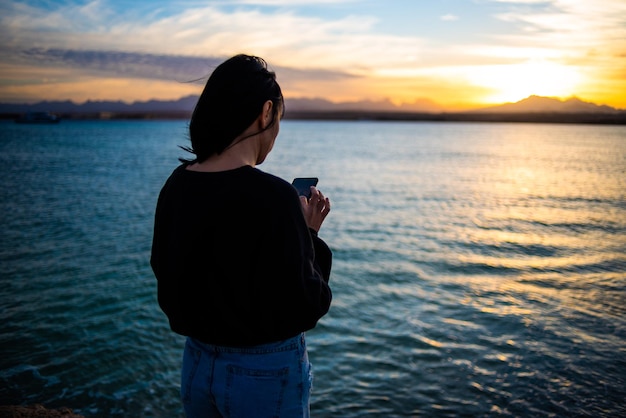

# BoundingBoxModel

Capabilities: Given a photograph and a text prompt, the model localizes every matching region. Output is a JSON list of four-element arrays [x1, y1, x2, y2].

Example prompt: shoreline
[[1, 111, 626, 124], [0, 405, 84, 418]]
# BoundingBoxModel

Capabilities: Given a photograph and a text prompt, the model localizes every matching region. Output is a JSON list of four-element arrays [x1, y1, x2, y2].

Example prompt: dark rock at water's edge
[[0, 405, 84, 418]]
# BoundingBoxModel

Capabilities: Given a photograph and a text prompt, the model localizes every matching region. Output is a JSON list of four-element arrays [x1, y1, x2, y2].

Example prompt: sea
[[0, 119, 624, 417]]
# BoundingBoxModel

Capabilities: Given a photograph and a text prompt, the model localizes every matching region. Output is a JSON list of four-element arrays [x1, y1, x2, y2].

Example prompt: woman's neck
[[186, 138, 260, 173]]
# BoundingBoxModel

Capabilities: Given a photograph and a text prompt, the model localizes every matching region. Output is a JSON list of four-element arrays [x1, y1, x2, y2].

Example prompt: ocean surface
[[0, 119, 624, 417]]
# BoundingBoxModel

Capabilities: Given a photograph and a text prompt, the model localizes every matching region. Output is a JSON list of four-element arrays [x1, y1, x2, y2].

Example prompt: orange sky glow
[[0, 0, 625, 111]]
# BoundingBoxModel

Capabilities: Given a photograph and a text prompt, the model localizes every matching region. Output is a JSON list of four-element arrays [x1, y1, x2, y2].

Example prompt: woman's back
[[151, 164, 332, 347]]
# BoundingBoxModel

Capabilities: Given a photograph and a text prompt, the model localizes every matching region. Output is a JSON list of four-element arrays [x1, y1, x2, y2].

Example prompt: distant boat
[[15, 112, 60, 124]]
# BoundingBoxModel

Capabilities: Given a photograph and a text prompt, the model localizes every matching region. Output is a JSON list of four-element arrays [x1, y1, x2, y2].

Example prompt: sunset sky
[[1, 0, 625, 110]]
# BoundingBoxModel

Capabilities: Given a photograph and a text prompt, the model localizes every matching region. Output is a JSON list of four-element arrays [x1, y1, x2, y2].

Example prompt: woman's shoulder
[[250, 168, 302, 204], [162, 164, 298, 201], [253, 168, 291, 189]]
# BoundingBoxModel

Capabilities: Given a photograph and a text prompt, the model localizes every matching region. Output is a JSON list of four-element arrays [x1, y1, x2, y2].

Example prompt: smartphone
[[292, 177, 318, 199]]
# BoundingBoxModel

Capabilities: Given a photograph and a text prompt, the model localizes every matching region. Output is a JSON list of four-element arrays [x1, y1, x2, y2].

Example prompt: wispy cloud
[[466, 0, 626, 103], [0, 0, 624, 106], [5, 47, 356, 84], [231, 0, 358, 4], [489, 0, 626, 45], [14, 49, 222, 82], [1, 2, 421, 70], [440, 14, 459, 21]]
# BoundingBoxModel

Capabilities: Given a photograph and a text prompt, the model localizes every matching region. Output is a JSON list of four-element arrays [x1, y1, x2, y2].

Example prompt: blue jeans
[[181, 334, 313, 418]]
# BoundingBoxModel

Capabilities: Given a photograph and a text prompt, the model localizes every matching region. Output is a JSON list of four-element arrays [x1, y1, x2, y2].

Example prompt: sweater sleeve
[[150, 174, 182, 324], [260, 185, 333, 333], [309, 228, 332, 283]]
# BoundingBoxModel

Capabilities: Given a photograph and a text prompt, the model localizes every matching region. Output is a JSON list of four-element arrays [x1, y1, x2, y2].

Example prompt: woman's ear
[[261, 100, 273, 128]]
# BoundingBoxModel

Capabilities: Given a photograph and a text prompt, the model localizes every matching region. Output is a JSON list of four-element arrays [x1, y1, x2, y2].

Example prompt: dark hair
[[182, 54, 284, 163]]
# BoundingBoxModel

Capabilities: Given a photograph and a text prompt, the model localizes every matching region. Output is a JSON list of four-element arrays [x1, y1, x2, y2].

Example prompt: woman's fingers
[[300, 187, 331, 232], [321, 197, 331, 216]]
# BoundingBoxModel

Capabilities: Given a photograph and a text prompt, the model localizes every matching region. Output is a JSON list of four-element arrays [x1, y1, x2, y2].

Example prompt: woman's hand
[[300, 187, 331, 232]]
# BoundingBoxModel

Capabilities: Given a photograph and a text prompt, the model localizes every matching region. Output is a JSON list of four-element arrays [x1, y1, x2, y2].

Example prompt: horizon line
[[1, 94, 625, 112]]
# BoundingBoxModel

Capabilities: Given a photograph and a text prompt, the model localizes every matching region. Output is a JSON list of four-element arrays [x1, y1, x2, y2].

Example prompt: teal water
[[1, 120, 625, 417]]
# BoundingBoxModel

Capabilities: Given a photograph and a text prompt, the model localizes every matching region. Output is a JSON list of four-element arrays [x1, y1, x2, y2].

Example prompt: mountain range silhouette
[[1, 95, 624, 124]]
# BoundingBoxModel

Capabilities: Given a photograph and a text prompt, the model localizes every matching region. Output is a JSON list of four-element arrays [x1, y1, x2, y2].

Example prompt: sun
[[469, 60, 583, 104]]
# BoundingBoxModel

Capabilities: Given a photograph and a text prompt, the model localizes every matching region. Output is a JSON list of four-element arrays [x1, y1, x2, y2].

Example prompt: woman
[[150, 54, 333, 417]]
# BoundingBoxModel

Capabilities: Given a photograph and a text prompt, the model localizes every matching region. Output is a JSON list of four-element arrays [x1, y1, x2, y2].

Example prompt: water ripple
[[1, 121, 625, 417]]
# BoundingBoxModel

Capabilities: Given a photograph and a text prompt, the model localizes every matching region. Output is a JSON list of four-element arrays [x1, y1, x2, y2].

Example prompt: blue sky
[[1, 0, 625, 109]]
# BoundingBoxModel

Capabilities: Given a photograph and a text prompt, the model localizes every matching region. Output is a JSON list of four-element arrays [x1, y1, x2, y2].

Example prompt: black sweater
[[150, 164, 332, 346]]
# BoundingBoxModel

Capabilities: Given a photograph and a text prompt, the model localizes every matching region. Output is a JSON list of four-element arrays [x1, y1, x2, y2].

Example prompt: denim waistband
[[188, 333, 305, 355]]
